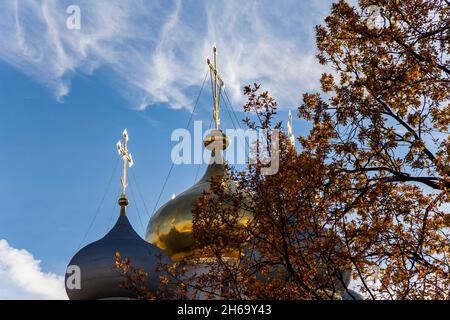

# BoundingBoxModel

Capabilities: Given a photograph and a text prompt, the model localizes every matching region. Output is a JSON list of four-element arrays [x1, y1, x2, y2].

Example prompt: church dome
[[65, 197, 172, 300], [146, 130, 236, 262]]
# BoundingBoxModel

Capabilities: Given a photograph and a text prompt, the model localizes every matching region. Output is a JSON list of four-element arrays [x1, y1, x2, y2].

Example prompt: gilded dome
[[146, 130, 234, 262], [145, 158, 226, 262]]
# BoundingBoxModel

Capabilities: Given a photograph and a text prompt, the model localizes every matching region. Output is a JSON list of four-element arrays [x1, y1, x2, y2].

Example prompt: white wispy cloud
[[0, 239, 66, 300], [0, 0, 333, 109]]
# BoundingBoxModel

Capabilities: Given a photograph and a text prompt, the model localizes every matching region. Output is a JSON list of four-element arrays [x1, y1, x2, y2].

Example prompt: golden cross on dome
[[207, 45, 224, 129], [116, 129, 134, 197]]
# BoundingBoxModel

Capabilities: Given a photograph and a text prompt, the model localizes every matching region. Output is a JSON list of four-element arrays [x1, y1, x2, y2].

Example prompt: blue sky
[[0, 0, 337, 299]]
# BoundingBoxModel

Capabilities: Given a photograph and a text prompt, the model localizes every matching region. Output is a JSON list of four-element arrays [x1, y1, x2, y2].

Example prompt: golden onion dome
[[145, 130, 234, 263]]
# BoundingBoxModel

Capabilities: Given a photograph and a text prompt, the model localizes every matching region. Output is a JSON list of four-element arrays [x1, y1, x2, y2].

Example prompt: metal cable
[[107, 186, 122, 231], [128, 176, 147, 235], [224, 88, 244, 130], [221, 90, 247, 158], [150, 69, 209, 218], [130, 168, 151, 219], [77, 155, 120, 250]]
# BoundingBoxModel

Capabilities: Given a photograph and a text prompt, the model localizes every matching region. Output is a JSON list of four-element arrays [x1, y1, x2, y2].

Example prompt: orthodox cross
[[207, 46, 224, 129], [116, 129, 134, 197]]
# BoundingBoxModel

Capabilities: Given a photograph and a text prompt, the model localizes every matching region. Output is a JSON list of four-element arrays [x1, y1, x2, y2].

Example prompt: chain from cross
[[116, 129, 134, 197]]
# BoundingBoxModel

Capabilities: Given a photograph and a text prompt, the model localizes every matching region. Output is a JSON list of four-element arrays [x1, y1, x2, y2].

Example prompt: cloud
[[0, 239, 67, 300], [0, 0, 334, 109]]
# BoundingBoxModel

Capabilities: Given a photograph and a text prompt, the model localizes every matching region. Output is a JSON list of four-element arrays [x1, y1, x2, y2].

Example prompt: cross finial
[[207, 45, 224, 130], [116, 129, 134, 198]]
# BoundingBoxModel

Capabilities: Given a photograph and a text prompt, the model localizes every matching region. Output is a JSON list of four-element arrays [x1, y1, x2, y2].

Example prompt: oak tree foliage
[[116, 0, 450, 300]]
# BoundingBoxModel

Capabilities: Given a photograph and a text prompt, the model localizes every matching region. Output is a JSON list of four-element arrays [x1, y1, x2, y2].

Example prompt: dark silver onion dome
[[243, 227, 355, 299], [65, 196, 172, 300], [341, 290, 364, 300], [293, 229, 352, 295]]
